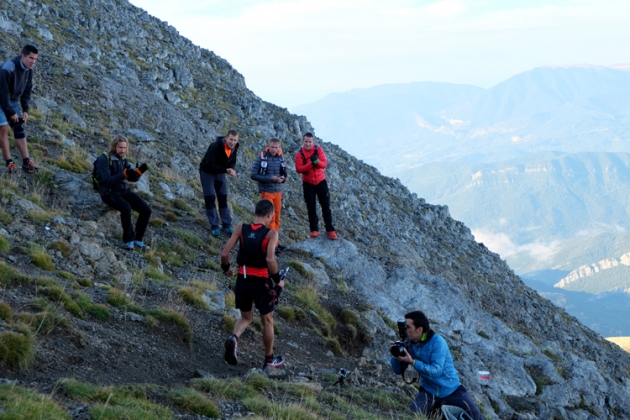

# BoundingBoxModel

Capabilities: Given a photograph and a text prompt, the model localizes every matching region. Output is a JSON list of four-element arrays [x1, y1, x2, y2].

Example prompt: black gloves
[[124, 167, 140, 182], [310, 154, 319, 166], [137, 163, 149, 174]]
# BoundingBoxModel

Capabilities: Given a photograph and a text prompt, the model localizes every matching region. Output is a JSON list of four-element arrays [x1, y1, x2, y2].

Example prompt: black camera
[[390, 319, 411, 358]]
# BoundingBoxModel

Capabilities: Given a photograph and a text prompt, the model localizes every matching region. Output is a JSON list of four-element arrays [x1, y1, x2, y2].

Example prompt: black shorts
[[234, 274, 277, 315]]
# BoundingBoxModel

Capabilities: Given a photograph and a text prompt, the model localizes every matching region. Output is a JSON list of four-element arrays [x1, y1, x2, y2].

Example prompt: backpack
[[299, 145, 319, 164], [92, 152, 127, 191], [259, 150, 286, 177]]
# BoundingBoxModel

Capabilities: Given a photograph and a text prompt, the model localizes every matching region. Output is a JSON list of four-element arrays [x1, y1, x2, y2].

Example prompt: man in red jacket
[[294, 133, 337, 240]]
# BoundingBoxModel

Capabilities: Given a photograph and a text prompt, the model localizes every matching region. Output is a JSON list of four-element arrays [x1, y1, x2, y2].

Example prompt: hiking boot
[[263, 354, 285, 369], [134, 241, 150, 250], [6, 161, 17, 174], [326, 231, 338, 240], [310, 231, 319, 238], [222, 225, 234, 235], [224, 335, 238, 365], [123, 242, 135, 251], [22, 159, 37, 173], [211, 228, 221, 238]]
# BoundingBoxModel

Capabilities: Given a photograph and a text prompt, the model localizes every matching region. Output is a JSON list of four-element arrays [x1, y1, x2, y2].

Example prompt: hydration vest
[[259, 150, 287, 177], [236, 224, 271, 269]]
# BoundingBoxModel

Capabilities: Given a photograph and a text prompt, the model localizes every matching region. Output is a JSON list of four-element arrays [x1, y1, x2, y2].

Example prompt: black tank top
[[236, 224, 270, 268]]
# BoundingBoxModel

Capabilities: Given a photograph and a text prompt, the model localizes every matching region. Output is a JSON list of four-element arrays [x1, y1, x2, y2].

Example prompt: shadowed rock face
[[1, 0, 630, 419]]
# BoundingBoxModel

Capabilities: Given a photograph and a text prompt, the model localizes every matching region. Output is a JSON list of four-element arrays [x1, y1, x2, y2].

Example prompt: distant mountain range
[[294, 66, 630, 168], [294, 66, 630, 337]]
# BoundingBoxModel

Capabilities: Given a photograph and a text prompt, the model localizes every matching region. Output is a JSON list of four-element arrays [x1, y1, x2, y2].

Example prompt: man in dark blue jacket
[[199, 130, 239, 237], [94, 135, 151, 250], [391, 311, 483, 419], [0, 45, 38, 173]]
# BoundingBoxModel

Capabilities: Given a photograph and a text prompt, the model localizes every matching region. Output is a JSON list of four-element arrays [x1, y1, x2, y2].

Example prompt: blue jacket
[[390, 331, 461, 398]]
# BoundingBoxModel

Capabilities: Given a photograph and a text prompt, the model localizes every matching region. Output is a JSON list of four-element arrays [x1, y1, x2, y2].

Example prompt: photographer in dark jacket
[[94, 135, 151, 251], [199, 130, 239, 237]]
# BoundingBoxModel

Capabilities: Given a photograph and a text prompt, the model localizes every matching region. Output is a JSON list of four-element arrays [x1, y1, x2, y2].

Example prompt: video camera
[[390, 319, 412, 358]]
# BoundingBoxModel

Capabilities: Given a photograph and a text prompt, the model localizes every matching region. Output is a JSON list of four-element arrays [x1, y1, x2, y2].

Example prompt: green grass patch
[[0, 323, 35, 370], [223, 314, 235, 333], [0, 301, 12, 320], [38, 283, 83, 318], [77, 278, 93, 287], [0, 207, 12, 224], [174, 228, 204, 248], [146, 308, 192, 345], [50, 147, 91, 173], [29, 245, 55, 271], [293, 286, 336, 333], [173, 198, 193, 212], [191, 377, 259, 400], [26, 209, 54, 226], [165, 211, 178, 222], [149, 217, 165, 228], [178, 287, 210, 310], [52, 240, 72, 257], [106, 288, 145, 314], [75, 292, 111, 320], [168, 388, 220, 417], [225, 292, 235, 308], [59, 379, 171, 419], [277, 306, 296, 321], [287, 260, 316, 281], [0, 234, 9, 253], [17, 308, 69, 335], [340, 309, 359, 325], [57, 270, 75, 281], [0, 383, 70, 419]]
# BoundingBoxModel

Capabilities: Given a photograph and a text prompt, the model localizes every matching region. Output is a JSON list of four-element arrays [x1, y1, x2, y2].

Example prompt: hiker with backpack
[[294, 133, 337, 240], [199, 130, 239, 237], [250, 138, 287, 253], [220, 199, 286, 370], [93, 135, 151, 251], [0, 45, 39, 174]]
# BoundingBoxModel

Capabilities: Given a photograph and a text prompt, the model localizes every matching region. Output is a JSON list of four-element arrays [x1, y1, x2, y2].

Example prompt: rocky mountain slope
[[1, 0, 630, 419]]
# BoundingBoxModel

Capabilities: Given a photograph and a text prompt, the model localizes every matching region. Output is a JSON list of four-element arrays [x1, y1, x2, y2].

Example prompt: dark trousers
[[303, 180, 334, 232], [199, 170, 232, 229], [410, 386, 483, 420], [101, 189, 152, 243]]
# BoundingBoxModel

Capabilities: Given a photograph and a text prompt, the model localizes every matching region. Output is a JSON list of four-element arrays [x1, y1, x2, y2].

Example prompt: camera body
[[390, 319, 412, 358]]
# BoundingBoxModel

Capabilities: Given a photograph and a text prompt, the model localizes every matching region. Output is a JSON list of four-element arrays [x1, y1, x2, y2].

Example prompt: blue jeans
[[0, 101, 22, 127], [199, 170, 232, 229], [411, 386, 484, 420]]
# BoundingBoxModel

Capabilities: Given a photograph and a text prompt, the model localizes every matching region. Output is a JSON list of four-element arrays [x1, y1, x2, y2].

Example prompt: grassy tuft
[[0, 302, 13, 321], [191, 377, 259, 400], [29, 245, 55, 271], [173, 198, 193, 212], [146, 308, 192, 345], [106, 288, 145, 314], [0, 384, 70, 419], [0, 263, 30, 286], [26, 210, 54, 226], [340, 309, 359, 325], [149, 217, 165, 228], [294, 286, 336, 333], [223, 314, 235, 333], [0, 234, 9, 253], [168, 388, 220, 417], [0, 207, 12, 224], [165, 211, 178, 222], [57, 271, 75, 281], [178, 287, 210, 310], [75, 292, 111, 320], [277, 306, 296, 321], [287, 260, 315, 281], [39, 284, 83, 318], [225, 292, 235, 308], [52, 240, 72, 257], [0, 323, 35, 370], [174, 228, 204, 248], [17, 309, 69, 335], [77, 278, 93, 287]]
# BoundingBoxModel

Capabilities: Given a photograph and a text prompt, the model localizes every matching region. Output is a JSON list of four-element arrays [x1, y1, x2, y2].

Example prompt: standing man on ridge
[[0, 45, 39, 174], [199, 130, 239, 237], [250, 138, 287, 253], [295, 133, 337, 240], [220, 199, 286, 370]]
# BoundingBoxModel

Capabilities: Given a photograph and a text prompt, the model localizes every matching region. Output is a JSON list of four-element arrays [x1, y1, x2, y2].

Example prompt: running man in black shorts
[[220, 199, 286, 369]]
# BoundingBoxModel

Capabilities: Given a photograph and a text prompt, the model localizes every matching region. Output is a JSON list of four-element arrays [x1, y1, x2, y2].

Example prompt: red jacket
[[295, 145, 327, 185]]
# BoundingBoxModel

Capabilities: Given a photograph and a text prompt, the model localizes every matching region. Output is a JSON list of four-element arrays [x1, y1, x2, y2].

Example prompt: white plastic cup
[[478, 370, 491, 384]]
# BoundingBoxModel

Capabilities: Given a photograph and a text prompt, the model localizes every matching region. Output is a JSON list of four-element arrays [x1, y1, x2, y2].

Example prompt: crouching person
[[220, 199, 286, 370], [94, 135, 151, 251], [391, 311, 484, 419]]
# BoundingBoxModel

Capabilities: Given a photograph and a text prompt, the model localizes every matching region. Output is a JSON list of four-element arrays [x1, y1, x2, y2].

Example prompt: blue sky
[[128, 0, 630, 108]]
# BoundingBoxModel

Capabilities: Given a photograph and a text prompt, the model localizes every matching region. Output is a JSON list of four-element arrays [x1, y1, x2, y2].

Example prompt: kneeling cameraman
[[390, 311, 484, 419]]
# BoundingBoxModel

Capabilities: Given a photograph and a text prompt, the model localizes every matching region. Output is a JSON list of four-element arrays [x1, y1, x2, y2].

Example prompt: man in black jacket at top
[[0, 45, 38, 173], [94, 135, 151, 251], [199, 130, 239, 237]]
